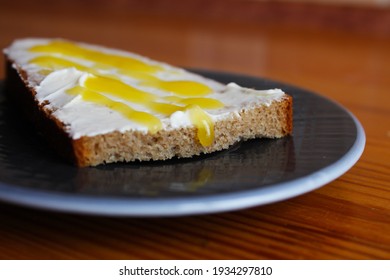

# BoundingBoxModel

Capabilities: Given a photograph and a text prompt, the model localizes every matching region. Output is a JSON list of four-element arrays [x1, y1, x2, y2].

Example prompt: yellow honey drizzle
[[67, 86, 162, 133], [30, 55, 88, 71], [30, 40, 163, 73], [29, 40, 223, 146], [186, 105, 215, 147], [84, 75, 155, 104]]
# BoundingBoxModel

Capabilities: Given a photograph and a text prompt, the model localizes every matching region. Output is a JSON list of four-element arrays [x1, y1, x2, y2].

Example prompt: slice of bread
[[4, 38, 292, 167]]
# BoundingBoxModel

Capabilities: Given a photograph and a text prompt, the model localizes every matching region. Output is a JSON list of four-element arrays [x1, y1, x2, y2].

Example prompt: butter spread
[[4, 38, 286, 145]]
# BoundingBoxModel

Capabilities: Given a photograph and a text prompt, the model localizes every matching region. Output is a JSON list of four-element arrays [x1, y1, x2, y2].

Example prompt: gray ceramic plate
[[0, 70, 365, 216]]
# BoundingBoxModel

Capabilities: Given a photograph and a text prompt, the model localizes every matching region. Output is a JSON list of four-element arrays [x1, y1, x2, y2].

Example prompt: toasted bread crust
[[5, 58, 292, 167]]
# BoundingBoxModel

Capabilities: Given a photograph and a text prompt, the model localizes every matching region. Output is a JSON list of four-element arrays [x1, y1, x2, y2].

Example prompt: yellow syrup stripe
[[180, 97, 223, 109], [117, 68, 159, 82], [67, 86, 162, 133], [29, 40, 163, 73], [147, 102, 184, 115], [30, 56, 105, 78], [84, 75, 155, 104], [29, 56, 88, 72], [186, 105, 214, 147]]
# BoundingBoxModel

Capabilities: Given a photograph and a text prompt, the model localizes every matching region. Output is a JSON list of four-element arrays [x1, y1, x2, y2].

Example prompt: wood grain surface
[[0, 1, 389, 259]]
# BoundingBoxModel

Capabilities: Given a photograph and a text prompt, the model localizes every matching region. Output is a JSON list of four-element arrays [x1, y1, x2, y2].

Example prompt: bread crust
[[5, 58, 292, 167]]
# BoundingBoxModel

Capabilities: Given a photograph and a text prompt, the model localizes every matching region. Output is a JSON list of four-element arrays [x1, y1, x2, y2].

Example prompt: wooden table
[[0, 1, 389, 259]]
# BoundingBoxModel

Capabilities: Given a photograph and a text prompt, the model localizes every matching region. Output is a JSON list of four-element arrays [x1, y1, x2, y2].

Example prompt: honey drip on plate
[[29, 40, 223, 146]]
